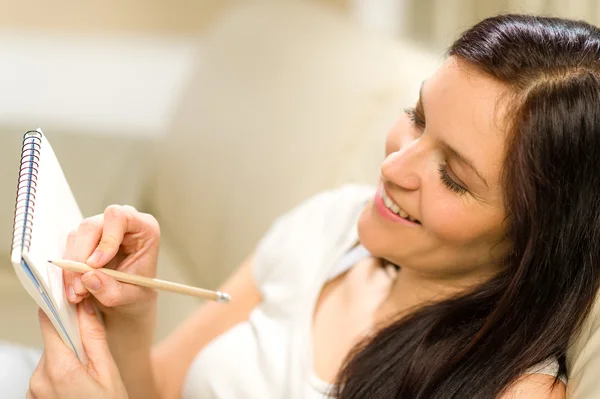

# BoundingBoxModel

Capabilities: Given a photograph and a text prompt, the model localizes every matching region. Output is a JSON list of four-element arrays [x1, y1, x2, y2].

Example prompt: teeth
[[381, 188, 417, 223]]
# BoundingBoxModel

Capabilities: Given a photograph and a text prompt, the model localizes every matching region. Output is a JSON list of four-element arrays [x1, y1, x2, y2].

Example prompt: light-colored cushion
[[154, 237, 202, 341], [149, 0, 439, 289], [567, 291, 600, 397], [0, 269, 40, 346]]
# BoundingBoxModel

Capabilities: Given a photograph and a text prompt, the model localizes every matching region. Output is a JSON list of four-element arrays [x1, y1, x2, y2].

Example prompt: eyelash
[[404, 107, 425, 128], [438, 165, 467, 195], [403, 107, 468, 195]]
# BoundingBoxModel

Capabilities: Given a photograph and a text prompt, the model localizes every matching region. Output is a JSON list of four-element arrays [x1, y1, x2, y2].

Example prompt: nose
[[381, 139, 424, 191]]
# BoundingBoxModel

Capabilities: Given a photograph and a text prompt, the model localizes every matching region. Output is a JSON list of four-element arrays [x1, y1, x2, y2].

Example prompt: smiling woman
[[360, 58, 510, 282], [336, 14, 600, 398], [12, 13, 600, 399]]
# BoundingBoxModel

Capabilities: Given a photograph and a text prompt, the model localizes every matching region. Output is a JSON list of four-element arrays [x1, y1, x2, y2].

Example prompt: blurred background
[[0, 0, 598, 346]]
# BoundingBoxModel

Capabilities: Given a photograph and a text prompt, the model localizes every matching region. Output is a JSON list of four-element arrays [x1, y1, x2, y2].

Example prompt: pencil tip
[[217, 292, 231, 303]]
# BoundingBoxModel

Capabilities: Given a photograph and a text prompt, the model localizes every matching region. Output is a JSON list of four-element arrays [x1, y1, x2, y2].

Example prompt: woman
[[24, 14, 600, 398]]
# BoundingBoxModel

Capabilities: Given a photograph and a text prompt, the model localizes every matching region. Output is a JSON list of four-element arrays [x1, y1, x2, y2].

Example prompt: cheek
[[422, 193, 503, 245]]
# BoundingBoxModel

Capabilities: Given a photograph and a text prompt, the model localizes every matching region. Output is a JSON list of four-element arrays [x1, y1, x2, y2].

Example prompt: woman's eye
[[438, 164, 468, 195], [404, 107, 426, 129], [403, 107, 466, 195]]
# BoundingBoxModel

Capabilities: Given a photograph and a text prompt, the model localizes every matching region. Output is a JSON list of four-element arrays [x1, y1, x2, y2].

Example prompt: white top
[[182, 184, 562, 398]]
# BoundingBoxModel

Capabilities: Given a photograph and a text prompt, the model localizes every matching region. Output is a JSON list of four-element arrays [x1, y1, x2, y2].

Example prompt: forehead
[[425, 58, 509, 186]]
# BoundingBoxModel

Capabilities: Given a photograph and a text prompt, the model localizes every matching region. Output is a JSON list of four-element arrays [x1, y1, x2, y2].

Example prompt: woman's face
[[358, 57, 511, 281]]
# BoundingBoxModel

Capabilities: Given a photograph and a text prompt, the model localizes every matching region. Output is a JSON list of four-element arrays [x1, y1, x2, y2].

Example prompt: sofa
[[0, 0, 437, 348], [1, 1, 598, 398]]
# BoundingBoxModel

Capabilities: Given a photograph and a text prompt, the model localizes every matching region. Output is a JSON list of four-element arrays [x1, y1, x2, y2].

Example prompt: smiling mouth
[[381, 189, 421, 224]]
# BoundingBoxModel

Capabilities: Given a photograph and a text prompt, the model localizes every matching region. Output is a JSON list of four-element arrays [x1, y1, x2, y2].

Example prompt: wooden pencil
[[49, 259, 230, 303]]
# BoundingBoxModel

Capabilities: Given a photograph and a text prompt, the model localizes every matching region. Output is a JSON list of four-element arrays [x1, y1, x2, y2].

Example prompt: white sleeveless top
[[182, 184, 562, 398]]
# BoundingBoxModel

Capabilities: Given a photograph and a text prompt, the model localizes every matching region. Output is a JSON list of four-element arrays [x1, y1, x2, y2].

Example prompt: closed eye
[[404, 107, 426, 129], [438, 164, 467, 195]]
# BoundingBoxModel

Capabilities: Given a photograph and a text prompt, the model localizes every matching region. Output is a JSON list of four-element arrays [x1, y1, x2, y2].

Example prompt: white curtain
[[357, 0, 600, 50]]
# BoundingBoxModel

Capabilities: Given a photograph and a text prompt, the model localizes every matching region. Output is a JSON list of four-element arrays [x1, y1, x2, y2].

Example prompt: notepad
[[10, 129, 87, 363]]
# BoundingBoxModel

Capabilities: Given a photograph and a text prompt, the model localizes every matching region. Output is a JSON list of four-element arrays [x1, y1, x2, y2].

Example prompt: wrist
[[101, 289, 158, 327], [102, 304, 157, 351], [105, 304, 156, 333]]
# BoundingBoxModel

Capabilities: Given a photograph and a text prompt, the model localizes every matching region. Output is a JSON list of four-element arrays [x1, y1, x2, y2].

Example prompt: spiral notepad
[[10, 129, 86, 363]]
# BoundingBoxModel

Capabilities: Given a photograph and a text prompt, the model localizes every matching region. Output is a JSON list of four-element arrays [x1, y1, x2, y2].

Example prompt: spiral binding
[[12, 130, 42, 253]]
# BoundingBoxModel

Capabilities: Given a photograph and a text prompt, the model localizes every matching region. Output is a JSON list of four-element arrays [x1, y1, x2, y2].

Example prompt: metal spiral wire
[[12, 130, 42, 252]]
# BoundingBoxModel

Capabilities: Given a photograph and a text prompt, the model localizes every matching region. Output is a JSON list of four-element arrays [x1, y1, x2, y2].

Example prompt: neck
[[376, 264, 494, 323]]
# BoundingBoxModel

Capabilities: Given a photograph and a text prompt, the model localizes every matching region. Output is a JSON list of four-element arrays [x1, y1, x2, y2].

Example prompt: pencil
[[48, 259, 231, 303]]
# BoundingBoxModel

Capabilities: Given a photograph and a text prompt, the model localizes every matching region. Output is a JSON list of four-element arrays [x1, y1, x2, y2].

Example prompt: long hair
[[334, 15, 600, 398]]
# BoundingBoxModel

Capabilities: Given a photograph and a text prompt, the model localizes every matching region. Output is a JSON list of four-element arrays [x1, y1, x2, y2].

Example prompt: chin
[[357, 201, 390, 258], [357, 199, 418, 268]]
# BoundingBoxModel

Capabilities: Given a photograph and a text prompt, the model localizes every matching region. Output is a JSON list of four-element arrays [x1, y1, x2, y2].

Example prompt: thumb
[[77, 298, 117, 377]]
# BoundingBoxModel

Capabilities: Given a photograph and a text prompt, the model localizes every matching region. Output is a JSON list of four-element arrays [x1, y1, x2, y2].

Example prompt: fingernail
[[69, 285, 78, 302], [83, 298, 95, 315], [73, 277, 85, 294], [82, 273, 101, 291], [87, 250, 103, 266]]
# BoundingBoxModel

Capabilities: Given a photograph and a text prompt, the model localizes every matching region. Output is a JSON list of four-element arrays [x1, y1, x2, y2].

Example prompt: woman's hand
[[61, 205, 161, 398], [27, 300, 128, 399], [63, 205, 160, 322]]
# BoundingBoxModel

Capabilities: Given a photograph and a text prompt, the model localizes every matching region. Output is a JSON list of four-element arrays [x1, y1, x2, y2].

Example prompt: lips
[[380, 188, 420, 224]]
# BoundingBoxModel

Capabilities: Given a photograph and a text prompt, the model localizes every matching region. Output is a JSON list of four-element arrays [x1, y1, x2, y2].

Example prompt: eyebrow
[[418, 83, 489, 188]]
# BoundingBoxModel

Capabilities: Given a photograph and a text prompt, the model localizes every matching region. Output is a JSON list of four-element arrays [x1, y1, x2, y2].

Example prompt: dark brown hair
[[335, 14, 600, 398]]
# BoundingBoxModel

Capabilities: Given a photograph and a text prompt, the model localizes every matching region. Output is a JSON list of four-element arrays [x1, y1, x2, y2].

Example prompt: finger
[[69, 216, 104, 301], [86, 205, 130, 268], [37, 309, 77, 365], [87, 205, 160, 269], [81, 270, 148, 309], [28, 353, 57, 399], [77, 298, 116, 377], [73, 215, 104, 263], [65, 230, 90, 302], [26, 388, 46, 399], [63, 230, 83, 303]]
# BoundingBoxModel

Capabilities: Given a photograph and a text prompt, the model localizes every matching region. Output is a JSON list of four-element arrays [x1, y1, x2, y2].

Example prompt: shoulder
[[499, 374, 565, 399], [252, 184, 374, 305], [255, 183, 374, 264], [500, 357, 566, 398], [276, 183, 375, 225]]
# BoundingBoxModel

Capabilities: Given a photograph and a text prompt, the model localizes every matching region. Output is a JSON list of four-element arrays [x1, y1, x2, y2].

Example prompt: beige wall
[[0, 0, 231, 34], [0, 0, 348, 34], [403, 0, 600, 50]]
